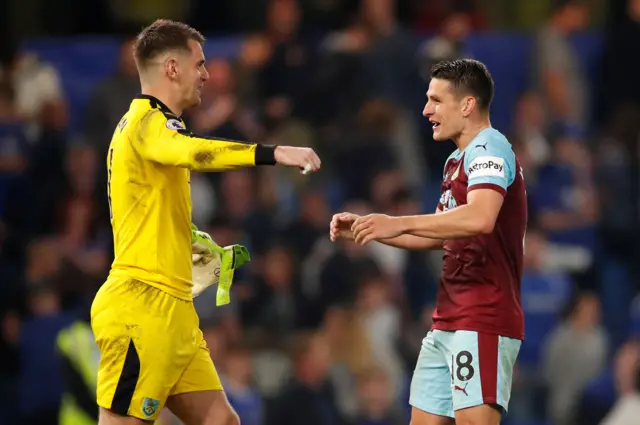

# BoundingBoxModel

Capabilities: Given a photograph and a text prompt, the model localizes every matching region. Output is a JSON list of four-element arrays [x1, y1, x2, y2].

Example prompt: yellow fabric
[[91, 277, 222, 421], [57, 322, 99, 425], [106, 95, 257, 300], [59, 395, 97, 425]]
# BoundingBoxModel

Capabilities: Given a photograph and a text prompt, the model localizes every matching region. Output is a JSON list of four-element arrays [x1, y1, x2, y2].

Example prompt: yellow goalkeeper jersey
[[106, 94, 275, 300]]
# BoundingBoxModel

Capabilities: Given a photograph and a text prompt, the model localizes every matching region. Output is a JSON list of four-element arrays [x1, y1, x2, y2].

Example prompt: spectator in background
[[235, 34, 272, 112], [595, 105, 640, 266], [599, 341, 640, 425], [412, 0, 486, 34], [519, 227, 574, 368], [18, 284, 73, 425], [532, 0, 591, 133], [354, 367, 405, 425], [333, 101, 399, 202], [512, 92, 552, 179], [0, 77, 28, 218], [543, 291, 608, 425], [530, 133, 598, 262], [266, 332, 348, 425], [260, 0, 317, 125], [190, 58, 257, 141], [50, 145, 110, 307], [359, 0, 417, 108], [283, 186, 331, 262], [416, 9, 471, 77], [312, 223, 381, 322], [222, 343, 264, 425], [355, 274, 403, 403], [358, 0, 425, 188], [321, 305, 376, 419], [83, 36, 139, 158], [511, 227, 574, 421], [0, 44, 68, 133], [314, 9, 371, 131], [241, 244, 312, 342]]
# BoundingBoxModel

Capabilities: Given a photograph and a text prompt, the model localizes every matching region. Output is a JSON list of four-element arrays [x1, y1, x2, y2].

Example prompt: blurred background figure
[[543, 291, 608, 425], [598, 341, 640, 425], [0, 0, 639, 424]]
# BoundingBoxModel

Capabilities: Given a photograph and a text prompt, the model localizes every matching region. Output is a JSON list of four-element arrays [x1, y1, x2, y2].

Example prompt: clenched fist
[[274, 146, 321, 174]]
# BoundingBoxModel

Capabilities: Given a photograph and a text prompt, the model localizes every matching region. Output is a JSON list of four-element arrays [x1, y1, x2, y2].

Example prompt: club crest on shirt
[[141, 397, 160, 418], [166, 118, 185, 130], [439, 189, 457, 212]]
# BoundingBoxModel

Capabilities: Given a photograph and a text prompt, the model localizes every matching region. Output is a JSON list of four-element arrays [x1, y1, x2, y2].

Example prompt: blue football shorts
[[409, 329, 521, 418]]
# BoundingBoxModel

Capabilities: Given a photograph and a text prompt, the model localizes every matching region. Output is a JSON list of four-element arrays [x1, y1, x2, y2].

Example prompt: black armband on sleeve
[[255, 144, 277, 166]]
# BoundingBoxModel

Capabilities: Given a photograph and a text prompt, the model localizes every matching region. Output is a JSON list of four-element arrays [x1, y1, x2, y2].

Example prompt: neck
[[140, 82, 183, 116], [454, 118, 491, 151]]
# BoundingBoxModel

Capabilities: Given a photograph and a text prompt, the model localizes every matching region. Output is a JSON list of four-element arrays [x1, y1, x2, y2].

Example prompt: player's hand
[[274, 146, 321, 174], [192, 225, 217, 265], [329, 212, 360, 242], [351, 214, 403, 245]]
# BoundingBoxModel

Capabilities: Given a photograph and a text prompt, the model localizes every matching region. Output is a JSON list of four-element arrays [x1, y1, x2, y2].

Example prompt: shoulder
[[137, 107, 185, 132], [466, 129, 515, 166], [464, 129, 517, 185]]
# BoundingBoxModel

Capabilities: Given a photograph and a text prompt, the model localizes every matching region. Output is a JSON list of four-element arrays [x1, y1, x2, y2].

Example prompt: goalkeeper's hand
[[191, 224, 217, 264], [190, 224, 251, 302]]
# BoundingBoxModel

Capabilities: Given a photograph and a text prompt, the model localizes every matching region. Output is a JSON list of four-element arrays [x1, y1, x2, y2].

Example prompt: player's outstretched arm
[[136, 110, 320, 173], [350, 189, 504, 244], [330, 212, 443, 250]]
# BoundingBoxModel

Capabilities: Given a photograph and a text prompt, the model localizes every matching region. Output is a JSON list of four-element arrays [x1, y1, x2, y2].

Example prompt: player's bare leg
[[454, 404, 501, 425], [166, 390, 239, 425], [98, 407, 152, 424], [410, 407, 455, 425]]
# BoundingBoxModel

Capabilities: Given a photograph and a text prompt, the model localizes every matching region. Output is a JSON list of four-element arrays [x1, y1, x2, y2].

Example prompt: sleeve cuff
[[255, 144, 277, 165], [468, 183, 507, 197]]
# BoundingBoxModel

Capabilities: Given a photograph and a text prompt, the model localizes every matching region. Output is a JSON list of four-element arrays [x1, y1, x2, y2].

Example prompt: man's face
[[423, 78, 466, 141], [176, 39, 209, 109], [565, 4, 589, 32]]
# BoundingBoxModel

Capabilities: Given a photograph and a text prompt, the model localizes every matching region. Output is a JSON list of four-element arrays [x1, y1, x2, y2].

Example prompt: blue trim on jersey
[[442, 129, 516, 190], [464, 129, 516, 191]]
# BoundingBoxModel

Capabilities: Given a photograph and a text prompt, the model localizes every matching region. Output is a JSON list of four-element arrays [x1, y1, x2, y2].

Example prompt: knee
[[205, 406, 239, 425], [226, 410, 240, 425]]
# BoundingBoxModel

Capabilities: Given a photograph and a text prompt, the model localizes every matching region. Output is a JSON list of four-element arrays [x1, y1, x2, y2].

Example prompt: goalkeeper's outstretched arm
[[135, 110, 320, 172]]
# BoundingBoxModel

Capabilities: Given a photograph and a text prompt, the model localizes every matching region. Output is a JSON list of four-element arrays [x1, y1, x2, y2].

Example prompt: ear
[[461, 96, 476, 117], [164, 58, 179, 79]]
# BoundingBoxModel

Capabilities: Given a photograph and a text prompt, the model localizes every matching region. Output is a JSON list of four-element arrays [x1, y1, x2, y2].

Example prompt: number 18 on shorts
[[409, 330, 521, 418]]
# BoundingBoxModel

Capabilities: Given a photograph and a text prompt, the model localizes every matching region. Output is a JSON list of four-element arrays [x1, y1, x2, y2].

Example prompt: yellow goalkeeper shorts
[[90, 277, 222, 421]]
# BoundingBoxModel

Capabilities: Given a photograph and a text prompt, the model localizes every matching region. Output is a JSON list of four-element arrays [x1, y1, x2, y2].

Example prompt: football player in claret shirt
[[91, 19, 320, 425], [330, 59, 527, 425]]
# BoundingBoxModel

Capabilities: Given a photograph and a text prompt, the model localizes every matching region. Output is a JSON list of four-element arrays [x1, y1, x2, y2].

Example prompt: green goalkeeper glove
[[190, 224, 251, 305]]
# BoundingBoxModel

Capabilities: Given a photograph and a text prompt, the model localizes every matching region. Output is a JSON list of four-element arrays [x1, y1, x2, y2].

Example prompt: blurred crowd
[[0, 0, 639, 425]]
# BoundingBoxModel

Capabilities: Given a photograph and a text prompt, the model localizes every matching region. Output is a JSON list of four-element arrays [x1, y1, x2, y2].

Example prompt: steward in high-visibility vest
[[56, 320, 100, 425]]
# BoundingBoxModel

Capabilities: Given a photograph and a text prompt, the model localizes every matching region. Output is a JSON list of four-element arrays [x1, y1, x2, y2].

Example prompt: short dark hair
[[552, 0, 585, 13], [430, 59, 495, 111], [133, 19, 205, 67]]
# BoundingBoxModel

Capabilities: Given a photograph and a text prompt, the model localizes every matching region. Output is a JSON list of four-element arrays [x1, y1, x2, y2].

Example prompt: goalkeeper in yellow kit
[[91, 19, 321, 425]]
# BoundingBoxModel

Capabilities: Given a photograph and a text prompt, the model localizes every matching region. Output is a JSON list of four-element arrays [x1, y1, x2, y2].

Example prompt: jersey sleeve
[[134, 109, 276, 171], [464, 137, 516, 196]]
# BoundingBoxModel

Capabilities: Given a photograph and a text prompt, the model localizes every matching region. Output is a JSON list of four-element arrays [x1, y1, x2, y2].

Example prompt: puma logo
[[454, 383, 469, 396]]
